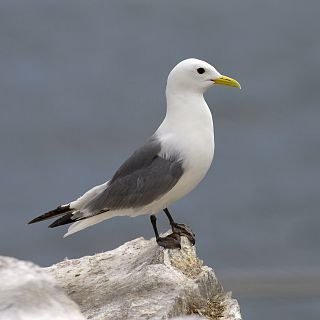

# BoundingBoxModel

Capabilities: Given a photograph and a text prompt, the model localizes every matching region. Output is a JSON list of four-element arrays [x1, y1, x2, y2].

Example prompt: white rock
[[48, 236, 242, 320], [171, 316, 205, 320], [0, 256, 85, 320]]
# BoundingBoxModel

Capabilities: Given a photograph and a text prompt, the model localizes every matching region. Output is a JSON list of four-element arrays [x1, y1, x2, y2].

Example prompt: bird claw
[[171, 223, 196, 245], [156, 233, 181, 249]]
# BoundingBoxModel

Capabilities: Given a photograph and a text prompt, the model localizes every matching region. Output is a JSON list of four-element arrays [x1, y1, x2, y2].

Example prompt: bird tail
[[63, 212, 111, 237], [28, 204, 74, 227]]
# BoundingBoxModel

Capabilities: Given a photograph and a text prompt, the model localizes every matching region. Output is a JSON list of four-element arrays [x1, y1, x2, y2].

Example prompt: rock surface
[[48, 236, 241, 320], [0, 256, 85, 320]]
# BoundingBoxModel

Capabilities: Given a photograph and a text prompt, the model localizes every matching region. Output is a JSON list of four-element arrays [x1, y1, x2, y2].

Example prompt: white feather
[[64, 58, 218, 236]]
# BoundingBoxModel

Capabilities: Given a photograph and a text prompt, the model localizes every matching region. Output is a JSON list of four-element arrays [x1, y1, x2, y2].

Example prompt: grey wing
[[83, 137, 183, 214]]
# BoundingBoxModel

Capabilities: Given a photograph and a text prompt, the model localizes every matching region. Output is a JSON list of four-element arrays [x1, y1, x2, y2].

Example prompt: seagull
[[28, 58, 240, 249]]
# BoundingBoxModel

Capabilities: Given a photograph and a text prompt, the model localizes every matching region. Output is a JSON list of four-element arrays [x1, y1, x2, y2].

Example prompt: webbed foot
[[156, 232, 181, 249], [171, 223, 195, 245]]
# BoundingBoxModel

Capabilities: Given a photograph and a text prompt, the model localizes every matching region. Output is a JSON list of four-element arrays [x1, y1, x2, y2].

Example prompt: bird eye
[[197, 67, 205, 74]]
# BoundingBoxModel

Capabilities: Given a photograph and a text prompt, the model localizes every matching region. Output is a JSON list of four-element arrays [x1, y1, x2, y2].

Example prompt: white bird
[[28, 58, 240, 249]]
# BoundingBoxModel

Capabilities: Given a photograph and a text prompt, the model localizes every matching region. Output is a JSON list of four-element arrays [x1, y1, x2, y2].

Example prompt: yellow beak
[[213, 75, 241, 89]]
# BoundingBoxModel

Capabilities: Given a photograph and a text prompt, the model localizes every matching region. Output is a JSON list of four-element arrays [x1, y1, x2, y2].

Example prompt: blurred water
[[0, 1, 320, 319]]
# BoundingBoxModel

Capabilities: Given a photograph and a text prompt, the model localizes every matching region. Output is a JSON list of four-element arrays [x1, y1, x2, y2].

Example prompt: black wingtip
[[28, 216, 44, 224], [48, 212, 74, 228], [28, 205, 71, 225]]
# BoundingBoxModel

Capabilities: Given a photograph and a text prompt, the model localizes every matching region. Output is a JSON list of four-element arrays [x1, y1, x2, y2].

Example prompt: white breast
[[151, 94, 215, 212]]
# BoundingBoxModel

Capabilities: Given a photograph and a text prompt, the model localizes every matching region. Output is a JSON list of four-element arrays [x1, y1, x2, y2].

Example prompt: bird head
[[166, 58, 241, 94]]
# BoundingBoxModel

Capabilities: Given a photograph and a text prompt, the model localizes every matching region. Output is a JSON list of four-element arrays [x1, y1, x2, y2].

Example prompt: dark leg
[[150, 215, 160, 239], [163, 208, 175, 224], [150, 215, 181, 249], [163, 208, 196, 245]]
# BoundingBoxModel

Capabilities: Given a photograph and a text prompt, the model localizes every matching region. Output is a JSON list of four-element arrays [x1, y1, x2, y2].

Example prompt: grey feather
[[83, 137, 183, 215]]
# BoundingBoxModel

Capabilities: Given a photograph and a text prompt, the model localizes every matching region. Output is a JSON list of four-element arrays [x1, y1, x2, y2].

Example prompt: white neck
[[157, 87, 213, 136]]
